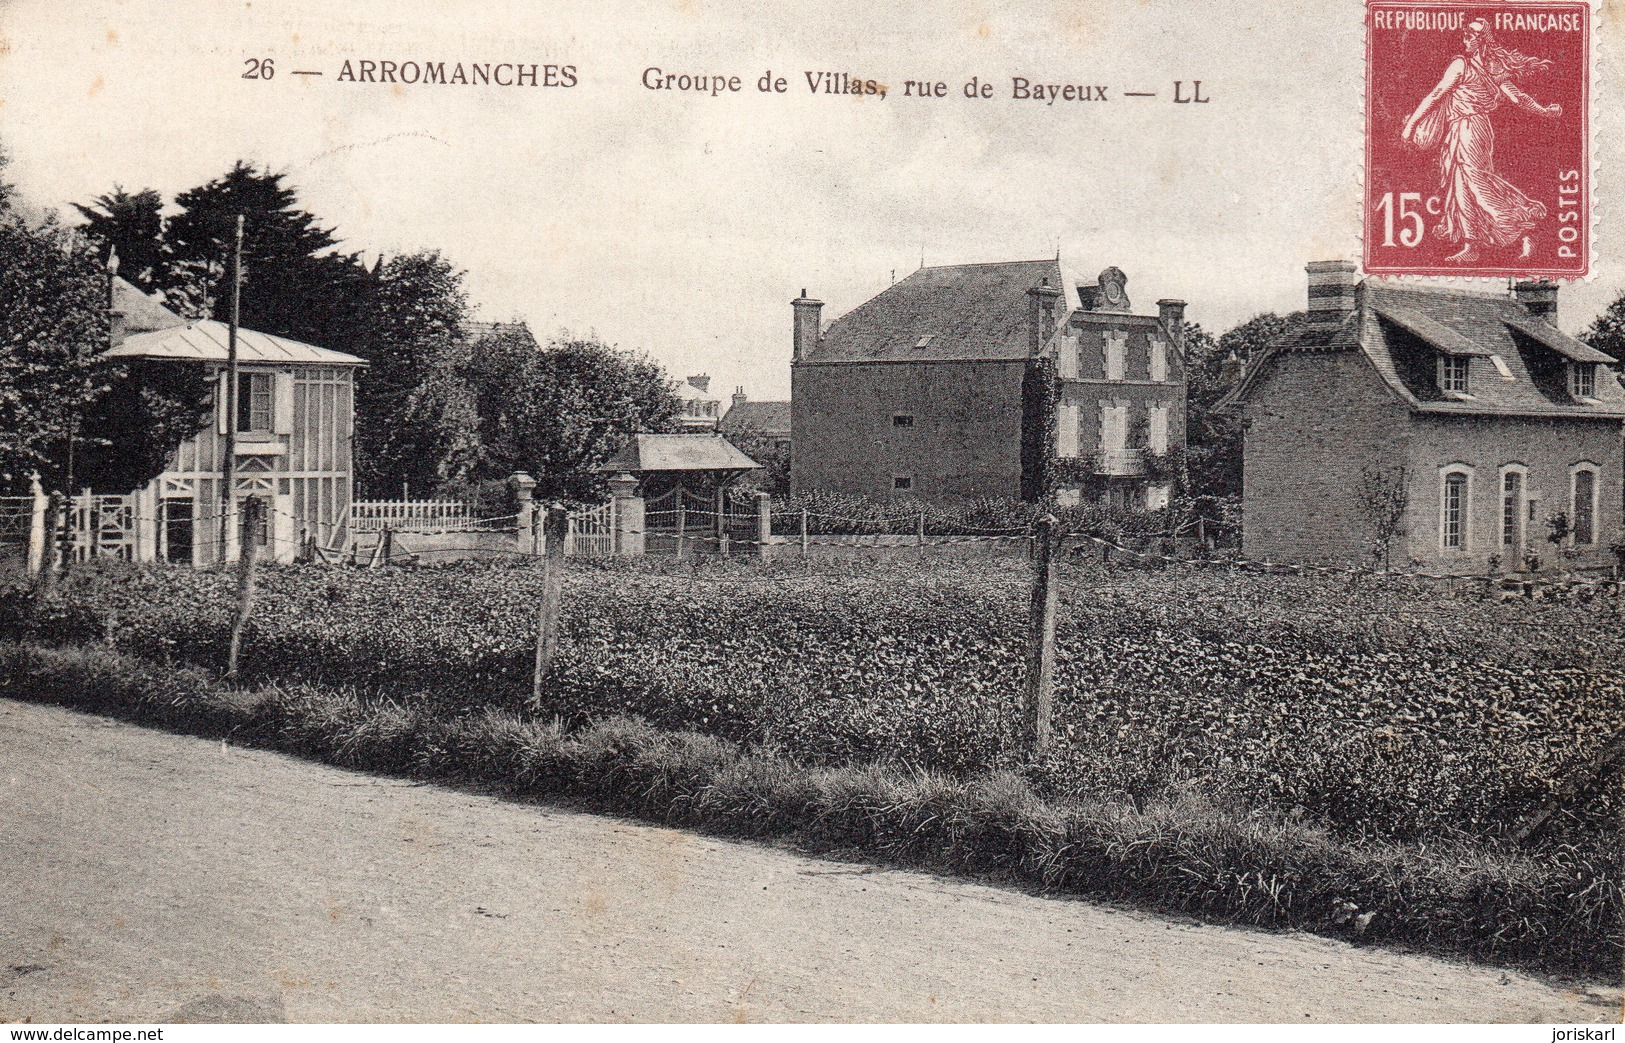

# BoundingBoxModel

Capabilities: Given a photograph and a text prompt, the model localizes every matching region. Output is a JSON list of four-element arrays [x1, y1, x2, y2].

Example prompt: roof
[[803, 260, 1073, 364], [111, 276, 186, 335], [107, 319, 367, 367], [719, 400, 791, 434], [675, 382, 719, 403], [460, 320, 537, 346], [597, 433, 762, 473], [1223, 280, 1625, 420]]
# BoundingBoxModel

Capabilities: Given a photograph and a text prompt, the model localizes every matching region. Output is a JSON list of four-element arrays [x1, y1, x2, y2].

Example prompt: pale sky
[[1, 0, 1620, 399]]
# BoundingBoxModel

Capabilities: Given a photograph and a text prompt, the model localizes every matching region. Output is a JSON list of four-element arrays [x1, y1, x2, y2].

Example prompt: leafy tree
[[1581, 293, 1625, 364], [161, 161, 372, 347], [722, 428, 789, 495], [73, 186, 164, 293], [73, 360, 214, 494], [0, 177, 112, 491], [1183, 312, 1307, 498], [472, 333, 681, 501], [350, 251, 471, 493]]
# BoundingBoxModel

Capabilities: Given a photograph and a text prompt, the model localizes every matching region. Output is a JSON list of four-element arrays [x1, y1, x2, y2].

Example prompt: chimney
[[792, 289, 824, 361], [1157, 298, 1187, 350], [1514, 279, 1559, 324], [1220, 350, 1245, 387], [732, 387, 747, 408], [1027, 278, 1063, 356], [686, 374, 711, 394], [1305, 260, 1359, 326]]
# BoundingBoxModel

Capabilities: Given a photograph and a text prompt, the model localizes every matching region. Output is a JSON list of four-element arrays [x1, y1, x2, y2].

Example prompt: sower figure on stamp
[[1401, 18, 1562, 263]]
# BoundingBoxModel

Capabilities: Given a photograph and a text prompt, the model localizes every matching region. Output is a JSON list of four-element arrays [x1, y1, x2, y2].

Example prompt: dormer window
[[1438, 354, 1470, 394], [1569, 362, 1596, 400]]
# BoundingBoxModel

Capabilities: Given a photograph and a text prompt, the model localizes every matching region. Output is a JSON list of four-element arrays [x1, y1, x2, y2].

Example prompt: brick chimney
[[1305, 260, 1359, 326], [1157, 298, 1187, 350], [1514, 279, 1559, 324], [686, 374, 711, 394], [732, 387, 747, 408], [792, 289, 823, 361], [1027, 278, 1063, 356]]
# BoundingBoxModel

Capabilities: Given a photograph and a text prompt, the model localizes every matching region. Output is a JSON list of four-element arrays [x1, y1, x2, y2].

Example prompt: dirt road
[[0, 698, 1616, 1023]]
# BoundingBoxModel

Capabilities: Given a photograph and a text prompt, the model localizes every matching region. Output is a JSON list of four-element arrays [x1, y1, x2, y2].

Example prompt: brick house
[[790, 261, 1188, 506], [1221, 261, 1625, 571]]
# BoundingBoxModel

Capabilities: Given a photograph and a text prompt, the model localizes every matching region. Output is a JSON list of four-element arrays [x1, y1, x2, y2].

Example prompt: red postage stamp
[[1365, 2, 1589, 278]]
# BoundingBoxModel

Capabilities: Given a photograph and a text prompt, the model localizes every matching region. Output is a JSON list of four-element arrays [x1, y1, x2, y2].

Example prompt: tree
[[0, 180, 112, 491], [162, 162, 373, 346], [1581, 293, 1625, 364], [73, 186, 164, 293], [73, 360, 214, 494], [349, 251, 471, 493], [723, 429, 790, 495], [1183, 312, 1308, 498], [473, 333, 681, 501], [1357, 464, 1409, 568]]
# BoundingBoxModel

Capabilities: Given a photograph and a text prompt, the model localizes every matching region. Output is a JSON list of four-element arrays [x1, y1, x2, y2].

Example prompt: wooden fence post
[[800, 508, 809, 557], [916, 508, 926, 546], [532, 506, 569, 706], [225, 498, 261, 680], [34, 492, 64, 600], [1023, 514, 1059, 758], [676, 499, 687, 559]]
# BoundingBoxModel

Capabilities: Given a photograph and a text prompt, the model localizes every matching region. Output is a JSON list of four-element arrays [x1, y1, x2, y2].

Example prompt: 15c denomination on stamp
[[1365, 2, 1589, 278]]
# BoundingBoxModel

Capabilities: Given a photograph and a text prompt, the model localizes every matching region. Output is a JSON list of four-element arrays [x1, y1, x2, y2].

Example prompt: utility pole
[[219, 213, 243, 563]]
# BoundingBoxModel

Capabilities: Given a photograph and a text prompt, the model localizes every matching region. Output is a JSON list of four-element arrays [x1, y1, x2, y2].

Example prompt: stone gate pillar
[[608, 472, 644, 557]]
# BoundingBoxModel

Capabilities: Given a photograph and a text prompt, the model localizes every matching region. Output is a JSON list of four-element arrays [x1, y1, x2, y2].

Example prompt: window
[[1441, 469, 1470, 549], [236, 372, 273, 433], [1149, 336, 1167, 383], [1500, 468, 1524, 549], [891, 414, 914, 428], [1438, 355, 1470, 394], [892, 475, 913, 492], [1569, 362, 1596, 399], [1572, 466, 1597, 545]]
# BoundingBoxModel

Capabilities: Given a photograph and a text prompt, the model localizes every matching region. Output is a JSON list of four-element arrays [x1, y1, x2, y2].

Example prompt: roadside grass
[[1, 638, 1616, 980]]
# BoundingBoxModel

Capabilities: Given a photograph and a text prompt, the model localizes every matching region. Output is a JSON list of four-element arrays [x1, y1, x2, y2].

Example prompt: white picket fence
[[350, 499, 482, 534]]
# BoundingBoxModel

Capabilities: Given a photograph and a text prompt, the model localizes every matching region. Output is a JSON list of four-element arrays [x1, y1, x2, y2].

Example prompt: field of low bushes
[[1, 555, 1619, 974]]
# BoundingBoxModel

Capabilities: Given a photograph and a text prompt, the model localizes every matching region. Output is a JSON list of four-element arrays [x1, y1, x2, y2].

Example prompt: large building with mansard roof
[[790, 260, 1189, 508]]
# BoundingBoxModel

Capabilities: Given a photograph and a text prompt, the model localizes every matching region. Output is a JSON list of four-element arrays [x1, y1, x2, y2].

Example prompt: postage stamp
[[1365, 2, 1590, 278]]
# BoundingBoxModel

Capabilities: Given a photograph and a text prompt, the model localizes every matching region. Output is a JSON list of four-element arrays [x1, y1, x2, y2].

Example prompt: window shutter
[[1149, 405, 1168, 454], [1105, 333, 1125, 382], [1056, 333, 1078, 380], [272, 372, 295, 434], [216, 371, 230, 435], [1150, 337, 1167, 383], [1056, 403, 1079, 457]]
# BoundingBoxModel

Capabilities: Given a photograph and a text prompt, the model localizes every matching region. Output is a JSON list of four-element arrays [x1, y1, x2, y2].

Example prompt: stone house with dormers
[[790, 260, 1188, 507], [1221, 261, 1625, 572]]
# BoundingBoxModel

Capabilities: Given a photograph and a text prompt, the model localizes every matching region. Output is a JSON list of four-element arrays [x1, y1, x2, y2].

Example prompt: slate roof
[[802, 260, 1074, 364], [107, 320, 368, 367], [597, 434, 762, 473], [1226, 280, 1625, 419], [719, 401, 791, 435]]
